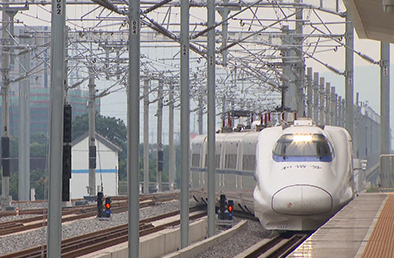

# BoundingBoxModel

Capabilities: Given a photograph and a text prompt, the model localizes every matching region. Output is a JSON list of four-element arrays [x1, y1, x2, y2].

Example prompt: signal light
[[104, 197, 112, 217], [228, 202, 234, 212]]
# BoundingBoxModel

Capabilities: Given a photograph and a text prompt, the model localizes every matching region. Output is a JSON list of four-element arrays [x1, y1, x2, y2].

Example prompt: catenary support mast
[[180, 0, 190, 248], [48, 0, 66, 255], [128, 0, 141, 255]]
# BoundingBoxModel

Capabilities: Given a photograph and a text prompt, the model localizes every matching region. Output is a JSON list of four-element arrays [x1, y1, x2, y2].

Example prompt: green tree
[[72, 114, 126, 144], [9, 136, 18, 158], [30, 133, 48, 157], [31, 133, 48, 146], [9, 173, 18, 200], [3, 132, 49, 200], [30, 169, 47, 200]]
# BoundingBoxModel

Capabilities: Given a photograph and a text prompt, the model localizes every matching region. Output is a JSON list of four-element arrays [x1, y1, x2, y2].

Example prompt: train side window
[[225, 154, 237, 169], [242, 155, 256, 171], [192, 154, 200, 167], [204, 154, 221, 168]]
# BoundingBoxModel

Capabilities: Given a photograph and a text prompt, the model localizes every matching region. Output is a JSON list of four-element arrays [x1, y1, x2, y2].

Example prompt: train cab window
[[272, 134, 333, 162]]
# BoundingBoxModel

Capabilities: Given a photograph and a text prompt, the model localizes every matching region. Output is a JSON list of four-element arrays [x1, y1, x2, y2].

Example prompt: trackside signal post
[[97, 192, 111, 219], [216, 194, 234, 227]]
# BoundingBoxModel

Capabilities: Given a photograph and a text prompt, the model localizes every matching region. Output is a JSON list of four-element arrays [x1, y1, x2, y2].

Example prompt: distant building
[[0, 26, 99, 136], [70, 132, 121, 199], [0, 88, 99, 136]]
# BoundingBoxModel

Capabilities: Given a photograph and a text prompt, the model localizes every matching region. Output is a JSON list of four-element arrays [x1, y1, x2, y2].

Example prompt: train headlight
[[292, 134, 313, 142]]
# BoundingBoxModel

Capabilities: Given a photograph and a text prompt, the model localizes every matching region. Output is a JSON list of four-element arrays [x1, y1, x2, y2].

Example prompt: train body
[[190, 118, 354, 231]]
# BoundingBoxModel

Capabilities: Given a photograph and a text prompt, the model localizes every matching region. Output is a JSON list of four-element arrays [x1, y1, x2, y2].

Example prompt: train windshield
[[272, 134, 333, 162]]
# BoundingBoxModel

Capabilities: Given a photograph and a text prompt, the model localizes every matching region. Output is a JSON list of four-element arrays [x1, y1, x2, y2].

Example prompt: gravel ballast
[[0, 199, 267, 257]]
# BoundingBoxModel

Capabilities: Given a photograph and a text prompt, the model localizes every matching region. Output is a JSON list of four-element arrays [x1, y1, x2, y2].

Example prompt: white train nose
[[272, 185, 333, 215]]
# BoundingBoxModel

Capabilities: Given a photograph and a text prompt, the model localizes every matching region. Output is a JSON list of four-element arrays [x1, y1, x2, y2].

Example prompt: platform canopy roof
[[343, 0, 394, 43]]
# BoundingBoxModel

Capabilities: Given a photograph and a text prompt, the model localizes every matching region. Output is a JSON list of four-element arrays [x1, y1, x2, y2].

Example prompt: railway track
[[234, 233, 310, 258], [0, 206, 206, 258], [0, 192, 180, 237], [0, 192, 180, 217]]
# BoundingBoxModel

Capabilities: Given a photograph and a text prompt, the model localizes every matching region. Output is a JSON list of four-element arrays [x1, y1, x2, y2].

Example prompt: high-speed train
[[190, 117, 354, 231]]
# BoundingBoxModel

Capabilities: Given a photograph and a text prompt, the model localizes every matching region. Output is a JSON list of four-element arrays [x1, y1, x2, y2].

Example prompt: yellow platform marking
[[362, 194, 394, 258]]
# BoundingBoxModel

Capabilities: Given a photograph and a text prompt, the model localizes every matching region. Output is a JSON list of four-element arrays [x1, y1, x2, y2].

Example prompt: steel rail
[[0, 206, 206, 258], [0, 192, 181, 237], [235, 233, 310, 258]]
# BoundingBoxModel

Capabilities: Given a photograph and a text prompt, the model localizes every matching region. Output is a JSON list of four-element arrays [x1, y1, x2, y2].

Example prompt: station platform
[[288, 192, 394, 258]]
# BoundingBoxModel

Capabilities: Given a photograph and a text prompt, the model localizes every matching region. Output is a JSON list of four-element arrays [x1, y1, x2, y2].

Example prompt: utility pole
[[1, 0, 11, 210], [2, 0, 30, 207], [168, 83, 175, 191], [157, 80, 163, 192], [331, 87, 337, 126], [143, 80, 149, 194], [128, 0, 141, 254], [88, 67, 96, 196], [313, 72, 319, 123], [207, 0, 216, 238], [306, 67, 312, 118], [18, 33, 31, 201], [219, 0, 229, 66], [198, 96, 203, 135], [380, 42, 390, 155], [325, 82, 331, 125], [319, 77, 325, 125], [295, 0, 305, 115], [380, 41, 390, 181], [345, 12, 354, 141], [281, 26, 296, 111], [180, 0, 190, 248], [48, 0, 66, 255]]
